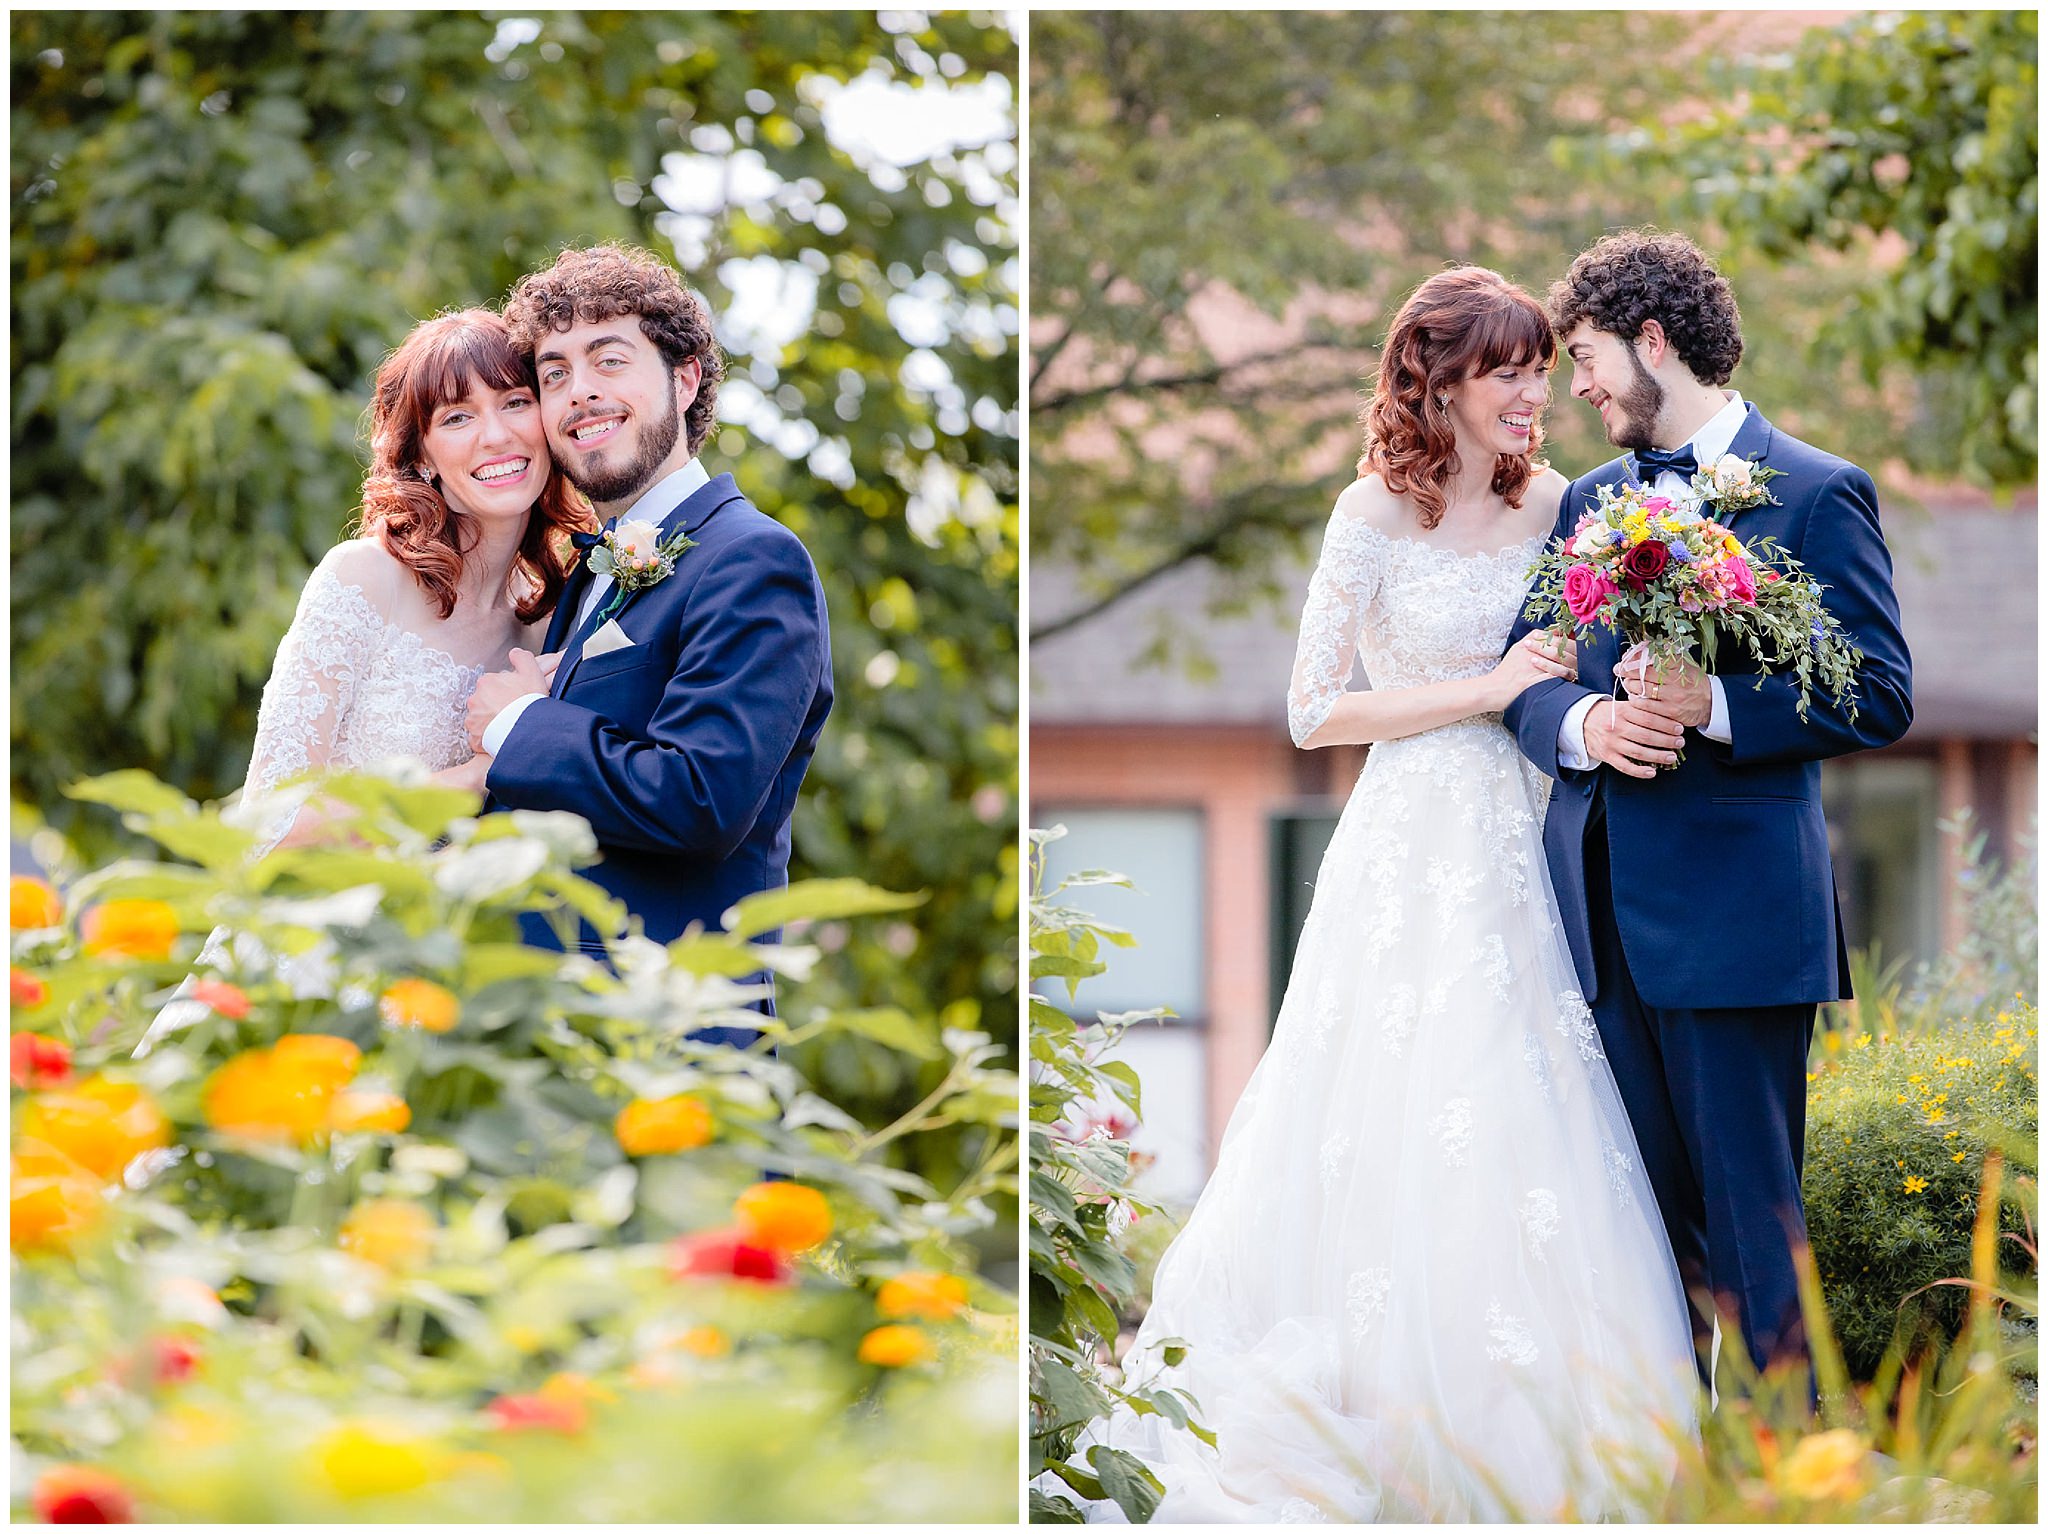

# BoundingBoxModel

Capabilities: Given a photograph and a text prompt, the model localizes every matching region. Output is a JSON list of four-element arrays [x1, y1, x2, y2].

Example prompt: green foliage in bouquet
[[1520, 480, 1863, 723], [10, 770, 1017, 1522], [1027, 828, 1208, 1524]]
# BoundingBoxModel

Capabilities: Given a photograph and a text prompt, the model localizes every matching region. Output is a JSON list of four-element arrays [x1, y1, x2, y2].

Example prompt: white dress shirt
[[1555, 392, 1747, 771], [480, 458, 712, 758]]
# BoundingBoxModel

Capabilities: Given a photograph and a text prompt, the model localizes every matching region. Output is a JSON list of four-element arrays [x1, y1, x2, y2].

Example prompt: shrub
[[1027, 828, 1207, 1524], [1806, 1002, 2038, 1378], [10, 769, 1017, 1522]]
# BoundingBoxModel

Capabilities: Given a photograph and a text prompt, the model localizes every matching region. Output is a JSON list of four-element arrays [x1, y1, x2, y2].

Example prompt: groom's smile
[[534, 316, 700, 511]]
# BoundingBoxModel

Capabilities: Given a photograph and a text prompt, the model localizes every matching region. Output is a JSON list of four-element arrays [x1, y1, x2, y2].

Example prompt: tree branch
[[1033, 337, 1360, 415]]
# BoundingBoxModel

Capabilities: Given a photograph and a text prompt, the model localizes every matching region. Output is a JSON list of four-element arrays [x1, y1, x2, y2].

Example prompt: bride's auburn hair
[[1357, 267, 1555, 530], [357, 309, 592, 622]]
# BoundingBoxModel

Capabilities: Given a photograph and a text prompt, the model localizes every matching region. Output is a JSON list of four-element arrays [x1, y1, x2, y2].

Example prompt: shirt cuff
[[1557, 694, 1599, 772], [480, 692, 546, 758], [1700, 676, 1732, 744]]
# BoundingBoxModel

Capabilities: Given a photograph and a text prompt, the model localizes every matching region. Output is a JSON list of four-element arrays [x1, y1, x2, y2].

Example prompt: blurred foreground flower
[[314, 1421, 444, 1500], [734, 1181, 833, 1254], [10, 1145, 106, 1253], [79, 900, 178, 960], [1774, 1427, 1874, 1502], [877, 1271, 969, 1321], [330, 1090, 411, 1135], [858, 1323, 936, 1367], [615, 1094, 714, 1155], [11, 1031, 73, 1089], [202, 1035, 362, 1144], [669, 1228, 791, 1284], [339, 1199, 436, 1271], [379, 978, 460, 1033], [187, 979, 250, 1020], [31, 1463, 135, 1523], [11, 966, 51, 1009], [17, 1077, 170, 1179], [11, 875, 62, 930]]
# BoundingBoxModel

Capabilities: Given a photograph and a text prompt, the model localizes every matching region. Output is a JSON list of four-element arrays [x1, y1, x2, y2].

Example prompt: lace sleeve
[[1286, 510, 1383, 747], [243, 552, 389, 801]]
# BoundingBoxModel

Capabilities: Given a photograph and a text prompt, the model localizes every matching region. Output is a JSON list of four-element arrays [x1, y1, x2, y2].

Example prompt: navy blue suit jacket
[[1505, 406, 1912, 1011], [486, 472, 833, 953]]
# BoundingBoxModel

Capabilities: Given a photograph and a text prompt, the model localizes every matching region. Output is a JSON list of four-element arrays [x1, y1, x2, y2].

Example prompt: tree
[[1654, 10, 2037, 488], [11, 11, 1019, 1061], [1028, 12, 2026, 650]]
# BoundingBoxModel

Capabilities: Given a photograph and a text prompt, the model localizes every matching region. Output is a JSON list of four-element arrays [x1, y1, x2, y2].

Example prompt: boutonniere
[[1688, 453, 1784, 516], [586, 518, 696, 624]]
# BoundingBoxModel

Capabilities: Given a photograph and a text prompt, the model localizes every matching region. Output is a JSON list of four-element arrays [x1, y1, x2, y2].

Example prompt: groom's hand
[[1583, 698, 1685, 780], [1617, 644, 1713, 728], [466, 649, 549, 751]]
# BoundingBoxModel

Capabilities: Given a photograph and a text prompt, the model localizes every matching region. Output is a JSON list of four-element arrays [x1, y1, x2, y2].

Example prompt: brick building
[[1031, 495, 2037, 1201]]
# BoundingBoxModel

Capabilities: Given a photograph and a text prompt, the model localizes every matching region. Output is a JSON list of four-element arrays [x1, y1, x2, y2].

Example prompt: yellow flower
[[339, 1199, 436, 1271], [733, 1181, 833, 1255], [203, 1036, 361, 1145], [614, 1095, 714, 1156], [1774, 1428, 1872, 1501], [857, 1323, 936, 1367], [16, 1076, 171, 1181], [9, 1145, 106, 1253], [379, 978, 461, 1033], [1903, 1175, 1928, 1194], [80, 898, 180, 959], [10, 875, 62, 929], [313, 1421, 444, 1499], [1952, 1152, 1967, 1163], [877, 1271, 971, 1322], [330, 1090, 411, 1135], [674, 1324, 731, 1358]]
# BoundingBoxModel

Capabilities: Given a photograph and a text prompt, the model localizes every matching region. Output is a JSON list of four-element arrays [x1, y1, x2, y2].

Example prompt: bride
[[242, 306, 587, 838], [143, 309, 589, 1042], [1080, 269, 1697, 1521]]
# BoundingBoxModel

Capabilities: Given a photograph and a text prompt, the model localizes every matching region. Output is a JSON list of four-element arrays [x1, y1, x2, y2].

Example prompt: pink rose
[[1721, 555, 1757, 605], [1639, 496, 1674, 513], [1562, 562, 1617, 624]]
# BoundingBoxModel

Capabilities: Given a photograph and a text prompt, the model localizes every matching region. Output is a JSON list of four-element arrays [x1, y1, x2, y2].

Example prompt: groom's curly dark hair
[[1547, 231, 1744, 387], [504, 243, 725, 456]]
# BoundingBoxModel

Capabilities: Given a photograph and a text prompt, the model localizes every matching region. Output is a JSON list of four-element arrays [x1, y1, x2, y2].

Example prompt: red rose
[[1619, 539, 1671, 589], [667, 1228, 791, 1285]]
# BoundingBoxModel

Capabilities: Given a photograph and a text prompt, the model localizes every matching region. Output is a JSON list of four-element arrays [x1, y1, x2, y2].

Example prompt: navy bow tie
[[569, 519, 614, 554], [1630, 445, 1698, 483]]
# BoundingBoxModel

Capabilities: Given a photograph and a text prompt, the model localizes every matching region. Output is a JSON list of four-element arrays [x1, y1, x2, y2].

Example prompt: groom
[[466, 243, 834, 1040], [1504, 232, 1913, 1384]]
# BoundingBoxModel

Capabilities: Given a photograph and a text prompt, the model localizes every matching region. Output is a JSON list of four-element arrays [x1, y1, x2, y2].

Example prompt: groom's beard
[[1606, 345, 1666, 453], [558, 378, 683, 506]]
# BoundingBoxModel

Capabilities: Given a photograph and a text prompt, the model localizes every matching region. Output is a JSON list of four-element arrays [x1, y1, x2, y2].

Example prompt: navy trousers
[[1581, 799, 1815, 1380]]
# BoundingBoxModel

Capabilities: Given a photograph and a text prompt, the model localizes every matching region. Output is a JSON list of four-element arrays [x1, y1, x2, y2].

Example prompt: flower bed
[[11, 771, 1017, 1522]]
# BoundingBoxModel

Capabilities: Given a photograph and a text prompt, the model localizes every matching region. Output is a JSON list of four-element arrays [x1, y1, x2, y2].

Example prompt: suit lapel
[[552, 472, 748, 693]]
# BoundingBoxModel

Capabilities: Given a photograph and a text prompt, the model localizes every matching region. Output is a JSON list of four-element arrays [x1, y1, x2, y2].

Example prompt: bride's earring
[[416, 466, 437, 487], [1434, 395, 1449, 415]]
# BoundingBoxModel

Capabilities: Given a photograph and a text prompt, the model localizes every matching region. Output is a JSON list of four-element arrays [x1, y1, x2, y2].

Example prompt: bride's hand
[[432, 754, 492, 795], [1487, 631, 1578, 707]]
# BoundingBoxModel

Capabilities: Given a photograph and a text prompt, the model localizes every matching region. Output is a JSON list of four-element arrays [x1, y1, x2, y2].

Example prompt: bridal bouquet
[[1522, 479, 1862, 721]]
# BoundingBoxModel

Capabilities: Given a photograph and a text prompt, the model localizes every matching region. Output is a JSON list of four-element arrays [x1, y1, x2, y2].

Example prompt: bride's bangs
[[408, 319, 533, 422], [1461, 290, 1555, 379]]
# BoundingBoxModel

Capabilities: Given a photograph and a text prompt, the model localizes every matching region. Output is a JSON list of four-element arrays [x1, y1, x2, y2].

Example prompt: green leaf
[[814, 1006, 942, 1060], [721, 878, 926, 940], [65, 770, 195, 819], [1089, 1445, 1165, 1524]]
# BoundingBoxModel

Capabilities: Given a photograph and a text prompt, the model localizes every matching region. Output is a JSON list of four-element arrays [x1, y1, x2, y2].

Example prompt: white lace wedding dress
[[1081, 507, 1696, 1522], [142, 540, 490, 1046]]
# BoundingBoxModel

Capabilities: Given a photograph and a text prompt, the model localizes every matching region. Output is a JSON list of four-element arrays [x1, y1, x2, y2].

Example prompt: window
[[1822, 756, 1941, 969]]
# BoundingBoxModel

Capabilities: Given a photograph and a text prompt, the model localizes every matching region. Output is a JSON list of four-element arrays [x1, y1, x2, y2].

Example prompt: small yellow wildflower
[[1903, 1175, 1928, 1194]]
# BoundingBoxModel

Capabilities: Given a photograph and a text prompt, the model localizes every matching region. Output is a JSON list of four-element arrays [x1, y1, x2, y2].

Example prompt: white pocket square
[[583, 619, 635, 659]]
